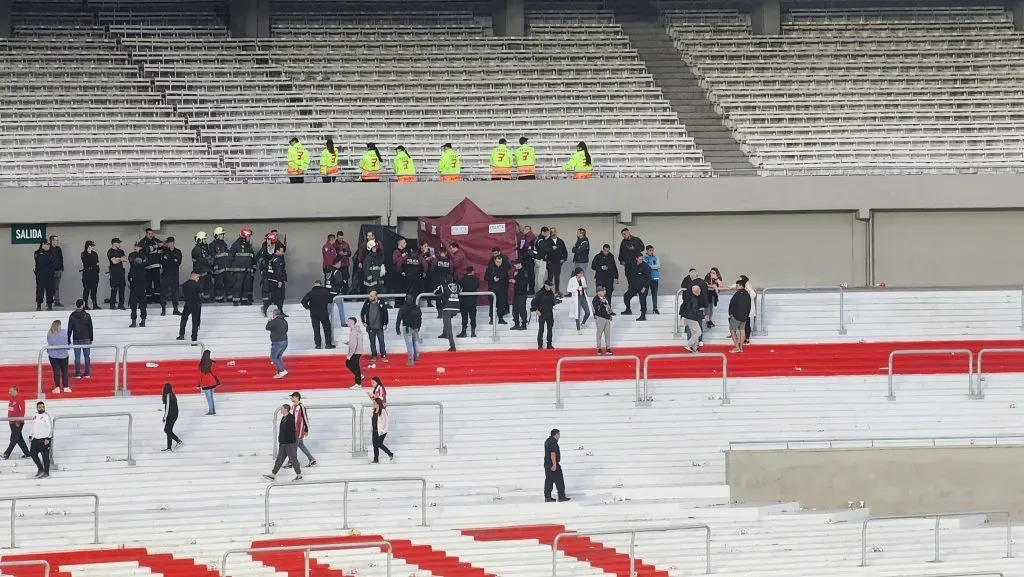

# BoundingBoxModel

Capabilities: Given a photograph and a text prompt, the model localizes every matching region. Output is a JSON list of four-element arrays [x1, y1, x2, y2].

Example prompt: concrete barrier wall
[[726, 446, 1024, 518]]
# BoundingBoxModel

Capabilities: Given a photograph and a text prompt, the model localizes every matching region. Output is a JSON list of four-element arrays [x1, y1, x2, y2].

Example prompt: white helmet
[[195, 231, 208, 242], [213, 226, 225, 237]]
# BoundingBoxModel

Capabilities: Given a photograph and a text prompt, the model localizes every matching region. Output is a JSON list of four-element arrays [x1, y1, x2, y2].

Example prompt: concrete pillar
[[0, 0, 12, 39], [1014, 0, 1024, 31], [750, 0, 780, 37], [229, 0, 270, 38], [492, 0, 524, 38]]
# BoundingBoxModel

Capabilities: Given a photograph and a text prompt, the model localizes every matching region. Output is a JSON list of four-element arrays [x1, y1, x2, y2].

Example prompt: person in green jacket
[[319, 138, 339, 183], [287, 137, 310, 183], [394, 145, 417, 182], [515, 136, 536, 180], [438, 143, 461, 182], [490, 138, 513, 180], [359, 143, 383, 182], [563, 141, 593, 179]]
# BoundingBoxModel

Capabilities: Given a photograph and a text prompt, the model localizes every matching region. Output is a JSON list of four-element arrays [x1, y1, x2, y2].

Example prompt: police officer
[[177, 271, 202, 342], [432, 244, 452, 319], [402, 243, 425, 303], [433, 274, 462, 351], [210, 227, 230, 302], [229, 228, 255, 306], [262, 245, 287, 317], [106, 238, 126, 310], [256, 230, 285, 304], [325, 256, 349, 326], [127, 242, 148, 328], [191, 231, 214, 301], [159, 236, 182, 316], [139, 228, 162, 302]]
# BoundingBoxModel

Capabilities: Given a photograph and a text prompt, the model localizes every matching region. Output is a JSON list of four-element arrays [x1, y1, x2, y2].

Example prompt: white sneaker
[[349, 383, 362, 390], [64, 387, 72, 393], [273, 371, 288, 379], [51, 388, 60, 394]]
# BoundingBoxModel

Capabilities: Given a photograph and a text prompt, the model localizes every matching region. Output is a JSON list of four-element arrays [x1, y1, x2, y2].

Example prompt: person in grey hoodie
[[359, 290, 389, 363], [345, 317, 369, 389], [266, 309, 289, 379]]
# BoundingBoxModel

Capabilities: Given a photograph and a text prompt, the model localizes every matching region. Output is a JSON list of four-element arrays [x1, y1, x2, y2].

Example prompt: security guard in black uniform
[[159, 236, 182, 316], [139, 228, 162, 302], [127, 242, 148, 328], [191, 231, 214, 301], [106, 238, 126, 310], [262, 245, 287, 317], [255, 230, 285, 304], [210, 226, 230, 302], [229, 228, 255, 306]]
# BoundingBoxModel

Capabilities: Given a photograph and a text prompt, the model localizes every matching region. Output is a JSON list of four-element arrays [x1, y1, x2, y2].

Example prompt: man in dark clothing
[[256, 230, 286, 303], [485, 255, 509, 324], [192, 232, 215, 302], [531, 281, 557, 349], [67, 300, 93, 379], [448, 242, 467, 283], [3, 386, 29, 460], [570, 228, 590, 293], [49, 235, 65, 308], [680, 285, 704, 353], [401, 243, 426, 302], [301, 280, 335, 349], [395, 294, 423, 366], [261, 246, 287, 317], [432, 245, 452, 318], [326, 257, 349, 326], [623, 253, 651, 321], [458, 266, 480, 338], [332, 230, 353, 290], [545, 228, 568, 297], [511, 260, 530, 330], [127, 242, 148, 328], [391, 240, 411, 301], [360, 290, 389, 361], [177, 272, 202, 342], [359, 235, 385, 295], [728, 279, 752, 353], [681, 268, 710, 347], [618, 228, 644, 280], [33, 242, 57, 311], [517, 225, 537, 293], [229, 228, 255, 306], [591, 245, 619, 311], [107, 238, 126, 310], [139, 228, 162, 302], [159, 237, 183, 316], [531, 227, 551, 291], [544, 428, 569, 502], [434, 277, 461, 351], [264, 404, 301, 481]]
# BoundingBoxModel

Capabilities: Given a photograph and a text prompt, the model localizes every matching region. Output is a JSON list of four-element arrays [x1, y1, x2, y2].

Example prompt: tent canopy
[[417, 198, 519, 277]]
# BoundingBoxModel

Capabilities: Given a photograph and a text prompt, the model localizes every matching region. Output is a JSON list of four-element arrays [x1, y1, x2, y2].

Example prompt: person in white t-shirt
[[29, 401, 53, 479]]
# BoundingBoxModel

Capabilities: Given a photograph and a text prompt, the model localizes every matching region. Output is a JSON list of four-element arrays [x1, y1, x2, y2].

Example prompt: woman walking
[[368, 376, 388, 406], [46, 320, 70, 394], [81, 241, 100, 310], [345, 317, 368, 389], [370, 397, 393, 463], [161, 383, 183, 451], [704, 267, 723, 327], [198, 350, 219, 415]]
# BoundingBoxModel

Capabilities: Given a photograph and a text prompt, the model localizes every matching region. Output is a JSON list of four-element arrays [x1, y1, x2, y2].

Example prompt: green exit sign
[[11, 224, 47, 245]]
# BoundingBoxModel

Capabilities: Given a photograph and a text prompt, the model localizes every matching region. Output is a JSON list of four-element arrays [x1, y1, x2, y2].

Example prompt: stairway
[[611, 5, 758, 176]]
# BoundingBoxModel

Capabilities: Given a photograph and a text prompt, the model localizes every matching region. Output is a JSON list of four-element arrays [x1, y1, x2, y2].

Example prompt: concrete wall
[[727, 446, 1024, 518]]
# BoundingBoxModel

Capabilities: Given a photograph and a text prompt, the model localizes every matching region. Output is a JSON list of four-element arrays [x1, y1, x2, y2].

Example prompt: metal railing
[[551, 524, 712, 577], [974, 348, 1024, 400], [643, 353, 729, 406], [729, 433, 1024, 450], [757, 285, 846, 336], [37, 344, 121, 398], [120, 340, 205, 394], [416, 291, 499, 342], [221, 541, 393, 577], [264, 477, 427, 533], [860, 511, 1012, 566], [272, 404, 361, 459], [555, 355, 640, 409], [0, 560, 51, 576], [51, 412, 135, 467], [887, 349, 974, 401], [358, 401, 447, 455], [1, 493, 99, 548]]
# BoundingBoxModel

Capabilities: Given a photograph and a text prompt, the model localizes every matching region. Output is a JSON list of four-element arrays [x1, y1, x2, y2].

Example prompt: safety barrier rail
[[552, 524, 712, 577], [643, 353, 729, 406], [37, 344, 121, 398], [264, 477, 427, 534], [860, 511, 1012, 566], [221, 541, 393, 577], [51, 412, 135, 467], [729, 433, 1024, 450], [272, 404, 361, 460], [0, 560, 50, 576], [358, 401, 447, 455], [974, 348, 1024, 400], [887, 349, 973, 401], [555, 355, 640, 409], [120, 340, 205, 394], [757, 285, 845, 336], [1, 493, 99, 548], [416, 291, 499, 342]]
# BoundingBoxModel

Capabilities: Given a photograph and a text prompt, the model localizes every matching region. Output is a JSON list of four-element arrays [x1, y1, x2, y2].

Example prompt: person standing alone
[[107, 238, 126, 310], [345, 317, 368, 388], [360, 291, 389, 363], [264, 404, 302, 481], [593, 286, 613, 355], [177, 272, 202, 342], [127, 242, 148, 328], [34, 241, 57, 311], [80, 241, 100, 310], [395, 293, 422, 367], [29, 401, 53, 479], [198, 350, 219, 415], [67, 300, 93, 380], [544, 428, 569, 502], [370, 397, 393, 463], [161, 383, 183, 452], [301, 280, 334, 349], [3, 387, 29, 460], [267, 309, 289, 379], [46, 320, 70, 394], [531, 280, 557, 349], [49, 235, 65, 308]]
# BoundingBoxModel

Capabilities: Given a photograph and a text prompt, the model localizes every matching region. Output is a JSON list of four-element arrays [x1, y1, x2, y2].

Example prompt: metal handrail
[[415, 291, 499, 342], [0, 493, 99, 548], [358, 401, 447, 455], [860, 511, 1012, 566], [221, 541, 393, 577], [671, 286, 738, 337], [51, 412, 135, 467], [555, 355, 640, 409], [264, 477, 427, 534], [0, 560, 51, 576], [887, 349, 974, 401], [900, 573, 1004, 577], [272, 404, 361, 459], [121, 340, 205, 394], [37, 344, 121, 398], [643, 353, 729, 406], [551, 524, 712, 577], [729, 433, 1024, 450], [758, 285, 845, 336], [974, 348, 1024, 400], [840, 284, 1024, 334]]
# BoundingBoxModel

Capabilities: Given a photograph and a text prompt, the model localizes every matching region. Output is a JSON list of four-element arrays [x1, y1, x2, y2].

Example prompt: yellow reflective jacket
[[288, 143, 310, 172], [319, 148, 339, 174], [490, 144, 513, 168], [394, 150, 416, 176], [562, 150, 592, 173], [514, 144, 536, 167], [359, 150, 383, 173], [438, 149, 461, 175]]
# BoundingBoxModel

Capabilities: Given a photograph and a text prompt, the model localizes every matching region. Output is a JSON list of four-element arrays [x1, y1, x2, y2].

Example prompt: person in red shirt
[[2, 386, 29, 459], [333, 230, 352, 290], [448, 242, 467, 282], [288, 392, 317, 468], [321, 234, 338, 283]]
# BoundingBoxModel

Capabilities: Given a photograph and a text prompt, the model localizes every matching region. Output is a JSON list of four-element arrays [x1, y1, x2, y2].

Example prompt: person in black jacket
[[623, 253, 650, 321], [159, 237, 183, 316], [49, 235, 65, 308], [301, 280, 334, 349], [728, 278, 752, 353], [191, 232, 214, 301], [531, 280, 557, 349], [458, 266, 480, 338], [618, 228, 644, 280], [680, 285, 703, 353], [395, 293, 423, 366], [511, 260, 530, 330], [107, 238, 126, 310], [681, 269, 710, 347], [434, 277, 461, 351], [545, 228, 568, 298], [262, 245, 287, 317], [161, 383, 183, 452], [229, 228, 256, 306], [33, 241, 57, 311], [139, 228, 162, 302], [127, 242, 148, 328], [593, 286, 613, 355], [263, 403, 302, 481], [591, 245, 619, 311], [177, 272, 202, 342], [67, 300, 93, 379], [570, 228, 590, 293], [485, 255, 510, 325], [80, 241, 100, 310], [432, 244, 452, 318], [326, 257, 349, 327]]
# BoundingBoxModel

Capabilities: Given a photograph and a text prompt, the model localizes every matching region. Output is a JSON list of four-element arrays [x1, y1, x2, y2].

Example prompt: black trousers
[[30, 438, 50, 474], [545, 261, 562, 291], [289, 176, 304, 184], [210, 272, 224, 299], [537, 312, 554, 347], [164, 415, 181, 450], [145, 267, 161, 298], [129, 291, 147, 321], [82, 277, 99, 308], [265, 282, 285, 312], [372, 431, 393, 462], [179, 305, 201, 340], [346, 354, 362, 384], [460, 306, 477, 333], [649, 280, 660, 312], [109, 278, 125, 308], [442, 310, 458, 349], [234, 271, 253, 304], [4, 423, 28, 458], [490, 285, 508, 320], [49, 357, 69, 390], [35, 277, 54, 306], [523, 260, 536, 293], [160, 275, 179, 311], [544, 466, 566, 500], [513, 294, 528, 326], [623, 286, 647, 315], [311, 314, 333, 347]]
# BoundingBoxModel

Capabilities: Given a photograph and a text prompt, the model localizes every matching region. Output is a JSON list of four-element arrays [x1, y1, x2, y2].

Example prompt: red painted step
[[6, 339, 1022, 399], [0, 547, 219, 577], [464, 524, 669, 577]]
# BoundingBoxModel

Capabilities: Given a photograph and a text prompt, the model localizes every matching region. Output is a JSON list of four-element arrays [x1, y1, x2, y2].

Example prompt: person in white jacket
[[345, 317, 369, 389], [566, 267, 591, 332], [29, 401, 53, 478]]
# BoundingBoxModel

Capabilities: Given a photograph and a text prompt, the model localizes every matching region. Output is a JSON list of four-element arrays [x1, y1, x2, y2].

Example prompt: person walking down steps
[[370, 397, 393, 464], [287, 392, 317, 468], [345, 317, 368, 389], [264, 403, 302, 482], [29, 401, 53, 479], [161, 383, 183, 452]]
